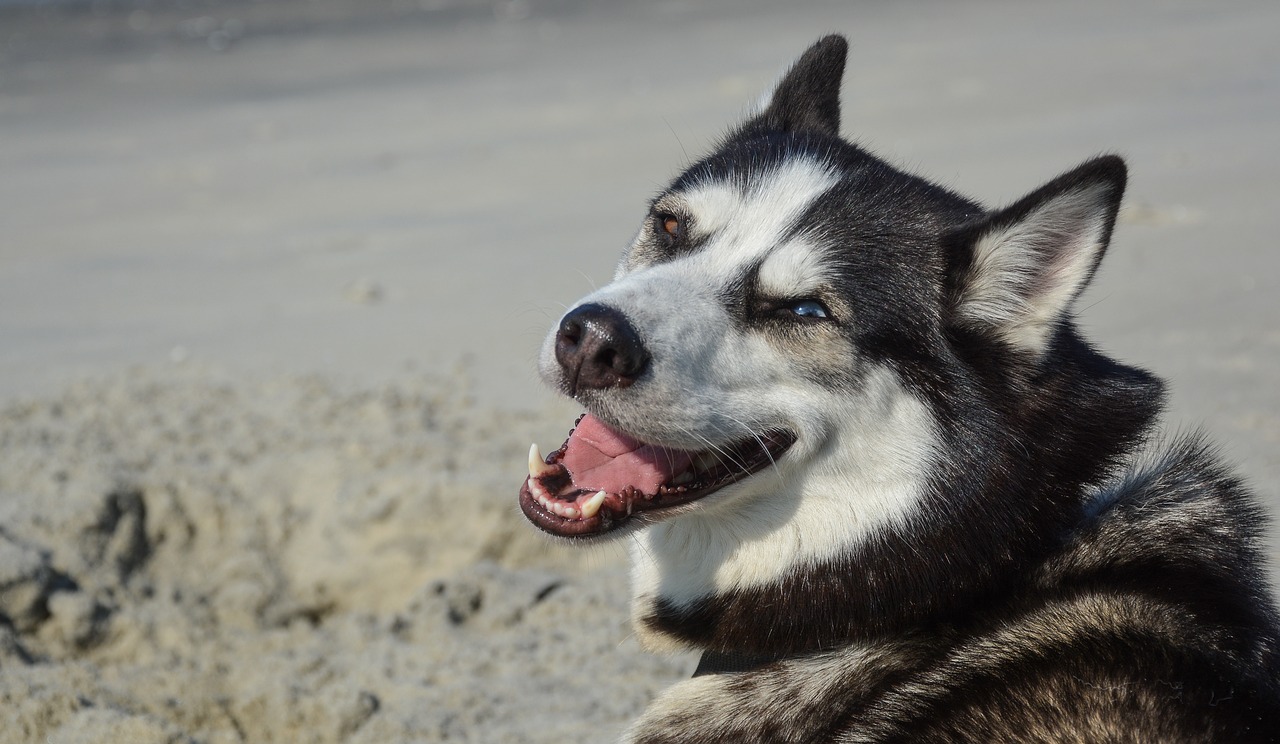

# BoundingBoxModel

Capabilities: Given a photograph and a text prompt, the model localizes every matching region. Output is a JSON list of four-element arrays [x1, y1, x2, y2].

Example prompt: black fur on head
[[640, 36, 1167, 655], [735, 34, 847, 139]]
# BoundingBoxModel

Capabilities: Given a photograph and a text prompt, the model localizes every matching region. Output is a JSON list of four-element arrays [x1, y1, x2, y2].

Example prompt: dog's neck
[[626, 345, 1165, 657], [625, 376, 942, 655], [626, 459, 942, 654], [627, 475, 1070, 656]]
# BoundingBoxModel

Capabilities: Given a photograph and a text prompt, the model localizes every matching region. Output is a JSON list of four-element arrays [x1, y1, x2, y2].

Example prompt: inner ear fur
[[944, 155, 1127, 357]]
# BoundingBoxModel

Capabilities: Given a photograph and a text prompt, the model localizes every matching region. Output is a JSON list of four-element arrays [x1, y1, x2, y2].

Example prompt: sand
[[0, 368, 685, 742], [1, 0, 1279, 741]]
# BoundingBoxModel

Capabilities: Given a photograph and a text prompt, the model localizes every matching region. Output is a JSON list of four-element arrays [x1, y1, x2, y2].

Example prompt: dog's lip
[[518, 419, 796, 539]]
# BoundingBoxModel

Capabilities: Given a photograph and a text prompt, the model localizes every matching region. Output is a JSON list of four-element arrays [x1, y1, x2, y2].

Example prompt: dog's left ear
[[945, 156, 1127, 358], [737, 34, 848, 138]]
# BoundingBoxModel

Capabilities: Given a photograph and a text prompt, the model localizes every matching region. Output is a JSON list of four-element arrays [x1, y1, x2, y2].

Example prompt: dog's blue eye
[[788, 300, 829, 319]]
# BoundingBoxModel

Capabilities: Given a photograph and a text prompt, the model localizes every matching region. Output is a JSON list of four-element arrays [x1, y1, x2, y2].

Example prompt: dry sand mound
[[0, 370, 688, 743]]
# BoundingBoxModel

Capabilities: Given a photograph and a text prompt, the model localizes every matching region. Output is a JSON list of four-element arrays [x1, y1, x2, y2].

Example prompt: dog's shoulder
[[913, 444, 1280, 742], [1042, 433, 1279, 638]]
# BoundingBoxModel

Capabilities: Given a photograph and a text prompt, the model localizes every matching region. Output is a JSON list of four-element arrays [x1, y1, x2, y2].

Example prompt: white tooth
[[672, 471, 693, 485], [528, 443, 541, 478], [528, 443, 556, 479], [581, 490, 606, 519], [563, 506, 581, 519]]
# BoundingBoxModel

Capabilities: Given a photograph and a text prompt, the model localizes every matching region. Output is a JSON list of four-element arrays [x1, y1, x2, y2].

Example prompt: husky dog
[[518, 36, 1280, 742]]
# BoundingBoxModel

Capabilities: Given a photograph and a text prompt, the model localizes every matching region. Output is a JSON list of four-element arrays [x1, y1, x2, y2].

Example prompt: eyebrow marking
[[756, 238, 839, 299], [676, 156, 840, 267]]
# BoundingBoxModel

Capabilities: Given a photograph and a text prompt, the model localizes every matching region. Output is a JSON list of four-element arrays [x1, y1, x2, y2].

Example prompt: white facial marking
[[756, 238, 840, 300], [679, 157, 839, 263], [549, 156, 845, 449]]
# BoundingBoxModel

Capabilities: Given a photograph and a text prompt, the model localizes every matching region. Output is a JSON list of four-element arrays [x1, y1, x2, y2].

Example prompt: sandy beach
[[2, 0, 1279, 741]]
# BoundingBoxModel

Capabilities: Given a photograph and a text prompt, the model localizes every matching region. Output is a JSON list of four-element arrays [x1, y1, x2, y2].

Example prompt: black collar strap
[[693, 649, 794, 677]]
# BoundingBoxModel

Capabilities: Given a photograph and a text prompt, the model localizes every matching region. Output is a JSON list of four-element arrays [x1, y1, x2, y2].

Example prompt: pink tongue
[[561, 414, 694, 495]]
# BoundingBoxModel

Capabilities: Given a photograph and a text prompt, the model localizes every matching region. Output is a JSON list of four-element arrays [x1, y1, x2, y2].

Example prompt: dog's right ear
[[735, 35, 848, 139]]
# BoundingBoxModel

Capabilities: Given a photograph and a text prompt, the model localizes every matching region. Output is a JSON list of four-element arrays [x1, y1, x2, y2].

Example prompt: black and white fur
[[533, 36, 1280, 742]]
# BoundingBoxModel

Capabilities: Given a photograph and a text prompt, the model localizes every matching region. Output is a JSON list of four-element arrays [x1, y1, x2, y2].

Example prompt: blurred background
[[1, 1, 1278, 741], [4, 0, 1275, 416]]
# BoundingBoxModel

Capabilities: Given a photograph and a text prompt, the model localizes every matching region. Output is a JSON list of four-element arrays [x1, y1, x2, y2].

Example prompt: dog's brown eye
[[657, 214, 680, 238]]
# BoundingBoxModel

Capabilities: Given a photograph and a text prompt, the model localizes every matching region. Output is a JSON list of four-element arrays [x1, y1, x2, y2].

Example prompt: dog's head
[[522, 33, 1139, 531]]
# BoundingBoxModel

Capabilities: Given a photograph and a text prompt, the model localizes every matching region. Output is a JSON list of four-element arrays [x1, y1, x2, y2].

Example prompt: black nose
[[555, 303, 650, 395]]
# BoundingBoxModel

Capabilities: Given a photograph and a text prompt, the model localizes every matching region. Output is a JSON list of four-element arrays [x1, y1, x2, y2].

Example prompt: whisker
[[673, 424, 738, 475], [572, 268, 599, 293], [661, 116, 690, 164], [688, 423, 753, 478], [630, 532, 656, 563], [718, 414, 785, 482]]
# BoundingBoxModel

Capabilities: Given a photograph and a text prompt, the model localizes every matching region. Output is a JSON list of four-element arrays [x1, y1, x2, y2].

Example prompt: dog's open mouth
[[519, 414, 795, 538]]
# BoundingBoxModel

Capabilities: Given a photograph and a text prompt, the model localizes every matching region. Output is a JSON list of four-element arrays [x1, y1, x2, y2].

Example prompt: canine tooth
[[528, 443, 542, 476], [581, 490, 606, 519], [528, 443, 557, 478]]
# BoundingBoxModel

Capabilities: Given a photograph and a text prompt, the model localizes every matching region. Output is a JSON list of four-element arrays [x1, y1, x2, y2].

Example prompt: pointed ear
[[738, 34, 848, 138], [945, 156, 1127, 357]]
